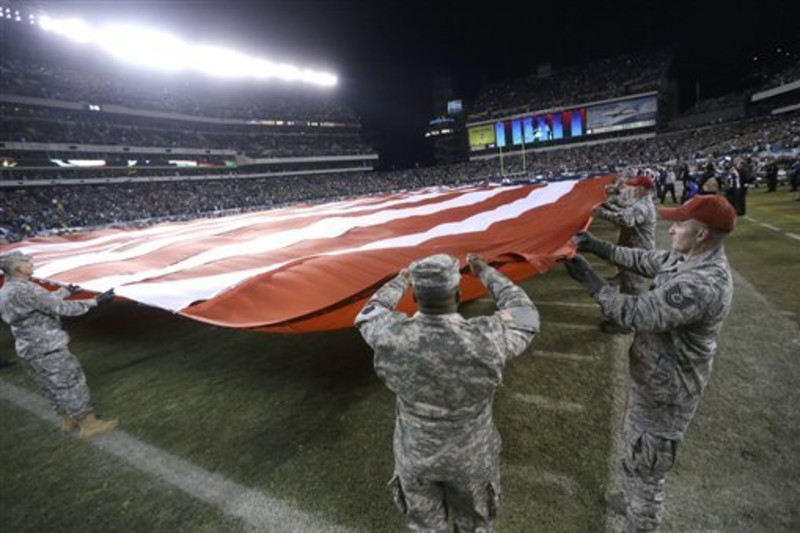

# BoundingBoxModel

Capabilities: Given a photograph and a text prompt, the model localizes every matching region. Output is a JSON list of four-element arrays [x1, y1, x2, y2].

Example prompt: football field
[[1, 187, 798, 532]]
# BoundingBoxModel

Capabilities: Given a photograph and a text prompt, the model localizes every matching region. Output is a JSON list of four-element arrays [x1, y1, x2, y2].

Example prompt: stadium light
[[39, 15, 95, 43], [98, 25, 189, 71], [35, 15, 338, 87]]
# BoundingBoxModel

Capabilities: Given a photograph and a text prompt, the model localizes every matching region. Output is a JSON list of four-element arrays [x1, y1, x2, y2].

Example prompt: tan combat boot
[[78, 413, 119, 439], [60, 413, 78, 433]]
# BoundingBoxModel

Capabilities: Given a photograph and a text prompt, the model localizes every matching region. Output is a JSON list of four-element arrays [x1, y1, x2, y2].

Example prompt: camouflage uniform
[[594, 196, 657, 295], [0, 278, 98, 420], [356, 257, 538, 532], [592, 245, 733, 531]]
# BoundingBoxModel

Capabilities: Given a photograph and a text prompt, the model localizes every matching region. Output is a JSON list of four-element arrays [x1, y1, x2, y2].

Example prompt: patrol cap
[[0, 250, 32, 273], [626, 175, 655, 189], [659, 195, 736, 233], [409, 254, 461, 295]]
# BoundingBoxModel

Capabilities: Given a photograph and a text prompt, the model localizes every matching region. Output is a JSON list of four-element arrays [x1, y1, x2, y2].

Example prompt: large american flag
[[2, 177, 608, 332]]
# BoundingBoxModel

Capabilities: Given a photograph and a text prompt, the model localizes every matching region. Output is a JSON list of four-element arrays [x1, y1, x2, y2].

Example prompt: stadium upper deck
[[469, 49, 672, 121], [0, 12, 377, 181]]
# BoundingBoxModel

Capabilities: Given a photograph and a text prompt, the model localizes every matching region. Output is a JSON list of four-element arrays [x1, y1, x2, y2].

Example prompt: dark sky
[[33, 0, 800, 167]]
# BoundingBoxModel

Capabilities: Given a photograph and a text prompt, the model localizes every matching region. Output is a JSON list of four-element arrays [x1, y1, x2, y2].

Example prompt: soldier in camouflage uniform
[[355, 253, 538, 532], [593, 175, 657, 297], [592, 175, 658, 335], [563, 194, 736, 532], [0, 251, 118, 439]]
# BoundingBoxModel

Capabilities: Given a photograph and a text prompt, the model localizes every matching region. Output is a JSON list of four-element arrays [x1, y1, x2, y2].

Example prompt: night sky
[[32, 0, 800, 168]]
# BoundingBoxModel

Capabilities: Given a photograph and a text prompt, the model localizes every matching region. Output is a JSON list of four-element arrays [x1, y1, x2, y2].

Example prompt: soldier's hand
[[398, 268, 410, 283], [467, 253, 489, 277], [94, 289, 115, 306], [561, 255, 606, 296], [572, 231, 613, 259], [66, 284, 82, 295]]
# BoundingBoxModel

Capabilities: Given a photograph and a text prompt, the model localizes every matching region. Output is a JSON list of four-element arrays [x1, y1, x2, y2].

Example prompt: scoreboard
[[468, 93, 657, 152]]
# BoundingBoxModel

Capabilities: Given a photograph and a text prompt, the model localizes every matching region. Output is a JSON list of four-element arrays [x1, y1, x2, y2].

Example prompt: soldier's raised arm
[[18, 283, 97, 318], [594, 201, 648, 229], [468, 254, 538, 362], [574, 231, 676, 279], [354, 270, 410, 349], [594, 272, 717, 334]]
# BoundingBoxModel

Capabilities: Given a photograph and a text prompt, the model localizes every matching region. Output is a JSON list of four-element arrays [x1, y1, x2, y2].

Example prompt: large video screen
[[486, 108, 585, 148], [586, 95, 657, 134], [468, 95, 657, 153], [468, 124, 496, 150]]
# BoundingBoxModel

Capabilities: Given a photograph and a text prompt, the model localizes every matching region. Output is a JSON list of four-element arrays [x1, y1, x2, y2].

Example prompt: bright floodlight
[[37, 15, 338, 87], [98, 25, 189, 71], [39, 15, 95, 43]]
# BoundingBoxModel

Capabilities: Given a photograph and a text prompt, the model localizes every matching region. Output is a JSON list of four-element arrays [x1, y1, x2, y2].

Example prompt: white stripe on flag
[[113, 181, 578, 311], [34, 187, 498, 279], [73, 187, 521, 290]]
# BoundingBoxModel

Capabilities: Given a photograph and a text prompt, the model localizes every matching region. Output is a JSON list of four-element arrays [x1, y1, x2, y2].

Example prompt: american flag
[[2, 178, 608, 332]]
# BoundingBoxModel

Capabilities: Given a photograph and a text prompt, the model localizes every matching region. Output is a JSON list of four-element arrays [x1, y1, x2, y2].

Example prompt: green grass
[[0, 251, 621, 532], [0, 402, 243, 532], [724, 187, 800, 322], [6, 208, 796, 533]]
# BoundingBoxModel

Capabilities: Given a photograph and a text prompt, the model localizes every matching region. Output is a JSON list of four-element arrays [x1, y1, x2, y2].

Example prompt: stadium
[[1, 1, 798, 532]]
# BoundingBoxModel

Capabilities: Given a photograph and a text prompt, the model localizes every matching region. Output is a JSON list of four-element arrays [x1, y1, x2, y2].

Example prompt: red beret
[[627, 175, 655, 189], [659, 195, 736, 233]]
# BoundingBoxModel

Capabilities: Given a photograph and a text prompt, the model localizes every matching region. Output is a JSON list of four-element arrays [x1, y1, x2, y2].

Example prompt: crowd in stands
[[1, 114, 371, 157], [471, 50, 671, 118], [2, 111, 798, 240], [1, 57, 357, 123], [681, 92, 747, 116], [755, 56, 800, 91]]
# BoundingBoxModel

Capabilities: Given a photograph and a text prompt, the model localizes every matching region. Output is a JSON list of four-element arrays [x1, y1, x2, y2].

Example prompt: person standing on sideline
[[355, 254, 538, 532], [0, 251, 118, 438], [563, 194, 736, 532], [659, 167, 678, 204]]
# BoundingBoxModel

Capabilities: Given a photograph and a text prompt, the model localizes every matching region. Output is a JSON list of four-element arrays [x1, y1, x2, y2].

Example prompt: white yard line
[[513, 393, 585, 413], [0, 379, 357, 533], [534, 350, 599, 363], [759, 223, 782, 232], [787, 233, 800, 242]]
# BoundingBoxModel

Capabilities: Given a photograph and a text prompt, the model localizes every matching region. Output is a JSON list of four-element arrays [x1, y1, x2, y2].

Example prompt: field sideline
[[1, 187, 798, 532]]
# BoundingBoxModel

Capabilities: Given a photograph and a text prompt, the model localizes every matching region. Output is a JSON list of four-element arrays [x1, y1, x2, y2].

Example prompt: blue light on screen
[[537, 117, 548, 141], [523, 118, 535, 143], [553, 114, 563, 139], [571, 111, 583, 137], [495, 122, 506, 148], [511, 119, 523, 146]]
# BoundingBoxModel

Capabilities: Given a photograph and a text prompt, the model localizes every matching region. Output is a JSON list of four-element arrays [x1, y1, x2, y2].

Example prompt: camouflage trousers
[[620, 419, 679, 532], [390, 470, 500, 533], [21, 347, 93, 421]]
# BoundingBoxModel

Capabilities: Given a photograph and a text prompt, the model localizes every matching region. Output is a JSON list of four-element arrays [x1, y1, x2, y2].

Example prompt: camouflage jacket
[[0, 278, 96, 359], [595, 196, 656, 251], [594, 246, 733, 439], [355, 267, 538, 479]]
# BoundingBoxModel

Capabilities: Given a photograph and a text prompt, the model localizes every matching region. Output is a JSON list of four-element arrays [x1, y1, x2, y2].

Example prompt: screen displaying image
[[468, 124, 496, 149], [511, 119, 523, 146], [495, 122, 507, 148], [552, 114, 563, 140], [586, 95, 657, 134], [523, 118, 535, 143], [571, 110, 583, 137]]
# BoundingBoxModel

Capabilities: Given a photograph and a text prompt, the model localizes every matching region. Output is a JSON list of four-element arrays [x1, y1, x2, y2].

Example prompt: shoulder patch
[[664, 284, 695, 310]]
